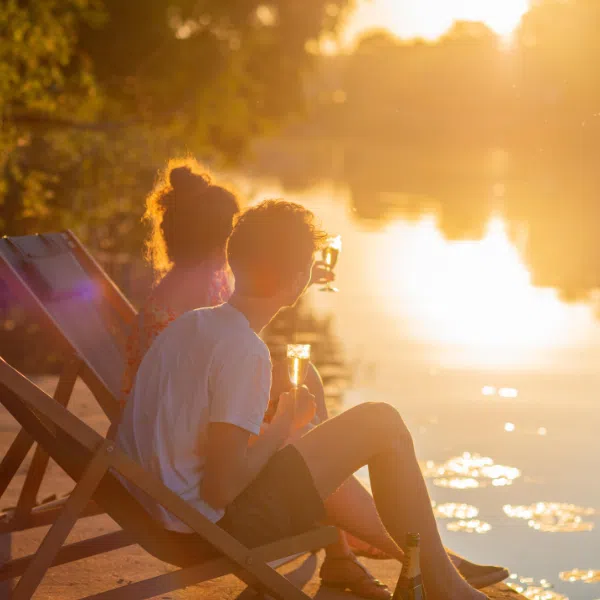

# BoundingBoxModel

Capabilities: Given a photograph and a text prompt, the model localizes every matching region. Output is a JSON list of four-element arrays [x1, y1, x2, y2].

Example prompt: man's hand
[[309, 261, 335, 286], [273, 385, 316, 432]]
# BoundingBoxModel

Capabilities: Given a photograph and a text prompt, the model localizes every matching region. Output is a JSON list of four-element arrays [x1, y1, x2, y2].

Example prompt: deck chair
[[0, 357, 337, 599], [0, 231, 136, 533]]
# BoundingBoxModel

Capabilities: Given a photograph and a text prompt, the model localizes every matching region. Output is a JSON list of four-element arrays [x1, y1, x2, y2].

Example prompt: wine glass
[[265, 344, 312, 423], [320, 235, 342, 292], [287, 344, 311, 390]]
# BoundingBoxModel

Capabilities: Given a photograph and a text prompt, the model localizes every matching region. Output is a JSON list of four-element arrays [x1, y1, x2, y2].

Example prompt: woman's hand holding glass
[[318, 235, 341, 292], [310, 260, 335, 287]]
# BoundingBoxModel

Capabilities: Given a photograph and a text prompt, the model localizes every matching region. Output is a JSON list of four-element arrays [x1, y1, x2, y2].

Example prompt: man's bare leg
[[292, 362, 506, 585], [271, 361, 395, 597], [292, 401, 487, 600]]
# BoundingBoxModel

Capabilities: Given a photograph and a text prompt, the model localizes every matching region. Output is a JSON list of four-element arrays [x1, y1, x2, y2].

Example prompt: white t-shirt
[[116, 303, 271, 532]]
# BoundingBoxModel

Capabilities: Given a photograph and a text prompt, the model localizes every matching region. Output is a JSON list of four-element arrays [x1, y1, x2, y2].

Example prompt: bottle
[[393, 533, 424, 600]]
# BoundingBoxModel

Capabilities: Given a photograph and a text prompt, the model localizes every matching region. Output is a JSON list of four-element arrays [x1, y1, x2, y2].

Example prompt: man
[[117, 200, 498, 600]]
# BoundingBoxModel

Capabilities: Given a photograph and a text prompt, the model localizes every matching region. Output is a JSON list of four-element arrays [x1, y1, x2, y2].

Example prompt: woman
[[120, 161, 237, 404], [120, 159, 508, 598]]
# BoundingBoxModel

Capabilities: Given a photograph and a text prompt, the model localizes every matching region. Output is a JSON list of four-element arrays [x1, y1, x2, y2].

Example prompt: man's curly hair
[[227, 200, 327, 297]]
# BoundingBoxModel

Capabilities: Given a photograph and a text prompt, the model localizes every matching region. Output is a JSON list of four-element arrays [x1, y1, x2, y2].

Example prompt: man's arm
[[202, 418, 289, 509], [202, 386, 316, 510]]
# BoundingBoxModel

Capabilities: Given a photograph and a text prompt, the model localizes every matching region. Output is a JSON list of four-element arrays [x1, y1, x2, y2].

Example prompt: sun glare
[[479, 0, 531, 37], [343, 0, 531, 46], [374, 214, 595, 368]]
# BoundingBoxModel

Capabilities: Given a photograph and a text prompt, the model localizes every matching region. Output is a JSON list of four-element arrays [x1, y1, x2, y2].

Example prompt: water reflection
[[503, 503, 596, 533], [247, 138, 600, 305], [432, 502, 491, 533], [433, 477, 480, 490], [235, 172, 600, 370], [422, 452, 521, 489], [507, 574, 568, 600], [446, 519, 491, 534], [432, 502, 479, 519], [232, 158, 600, 600], [481, 385, 520, 398], [375, 215, 595, 368], [559, 569, 600, 584]]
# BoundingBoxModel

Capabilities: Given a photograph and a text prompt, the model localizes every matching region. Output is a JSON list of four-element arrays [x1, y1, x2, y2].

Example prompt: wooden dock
[[3, 520, 520, 599], [0, 376, 523, 599]]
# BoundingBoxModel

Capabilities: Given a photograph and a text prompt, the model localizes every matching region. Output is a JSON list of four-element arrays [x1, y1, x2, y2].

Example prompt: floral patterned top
[[120, 269, 233, 410]]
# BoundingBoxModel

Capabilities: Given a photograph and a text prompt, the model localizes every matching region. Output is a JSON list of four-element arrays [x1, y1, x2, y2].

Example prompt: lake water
[[230, 174, 600, 600]]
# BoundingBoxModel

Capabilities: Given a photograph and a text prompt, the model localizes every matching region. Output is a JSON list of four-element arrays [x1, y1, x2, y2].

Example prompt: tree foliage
[[0, 0, 351, 247]]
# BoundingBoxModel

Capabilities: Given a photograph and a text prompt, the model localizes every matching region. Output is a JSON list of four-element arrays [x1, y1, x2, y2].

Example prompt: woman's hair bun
[[169, 166, 209, 194], [144, 158, 240, 279]]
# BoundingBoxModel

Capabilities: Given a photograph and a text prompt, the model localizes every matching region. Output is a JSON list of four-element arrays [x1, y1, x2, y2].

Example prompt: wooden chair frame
[[0, 358, 337, 599], [0, 231, 136, 534]]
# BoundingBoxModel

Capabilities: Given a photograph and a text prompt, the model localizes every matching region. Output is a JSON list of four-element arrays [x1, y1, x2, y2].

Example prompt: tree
[[0, 0, 352, 247], [516, 0, 600, 126], [0, 1, 104, 229]]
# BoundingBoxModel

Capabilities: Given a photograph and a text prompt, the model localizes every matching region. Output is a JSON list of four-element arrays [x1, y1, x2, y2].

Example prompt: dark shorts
[[157, 445, 325, 567], [219, 444, 325, 547]]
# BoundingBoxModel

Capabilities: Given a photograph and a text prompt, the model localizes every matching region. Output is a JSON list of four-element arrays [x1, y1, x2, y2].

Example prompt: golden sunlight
[[343, 0, 531, 45], [373, 215, 595, 368]]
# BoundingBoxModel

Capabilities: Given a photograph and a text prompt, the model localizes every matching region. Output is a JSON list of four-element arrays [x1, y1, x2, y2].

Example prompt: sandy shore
[[0, 377, 520, 599]]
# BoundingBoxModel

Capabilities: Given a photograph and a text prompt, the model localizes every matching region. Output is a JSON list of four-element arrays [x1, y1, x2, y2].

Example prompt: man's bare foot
[[344, 537, 508, 589], [449, 580, 489, 600], [450, 554, 509, 589], [425, 571, 489, 600]]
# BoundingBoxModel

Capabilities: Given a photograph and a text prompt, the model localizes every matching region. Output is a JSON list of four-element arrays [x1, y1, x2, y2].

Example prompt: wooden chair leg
[[0, 530, 134, 581], [12, 440, 112, 600], [0, 429, 34, 498], [0, 497, 104, 535], [80, 529, 333, 600], [13, 356, 81, 524], [13, 444, 53, 523], [109, 450, 320, 600]]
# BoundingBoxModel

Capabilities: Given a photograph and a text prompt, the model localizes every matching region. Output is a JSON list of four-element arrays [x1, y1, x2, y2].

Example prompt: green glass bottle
[[393, 533, 424, 600]]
